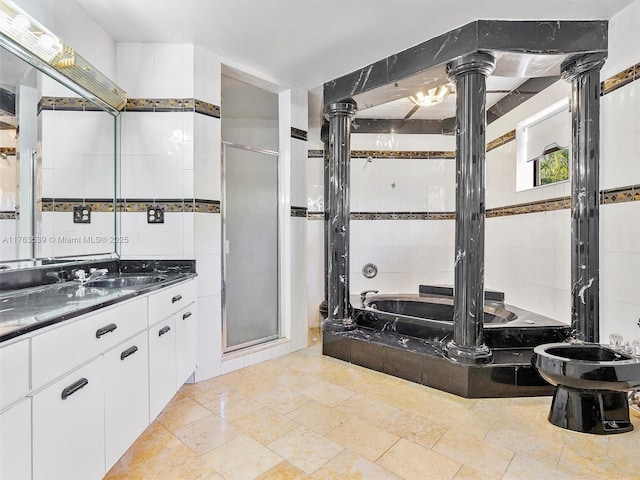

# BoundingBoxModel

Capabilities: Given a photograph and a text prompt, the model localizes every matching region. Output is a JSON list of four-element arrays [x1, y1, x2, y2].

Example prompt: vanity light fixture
[[408, 84, 452, 107], [0, 0, 127, 111]]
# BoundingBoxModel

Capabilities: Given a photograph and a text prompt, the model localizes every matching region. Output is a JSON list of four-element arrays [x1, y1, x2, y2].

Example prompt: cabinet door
[[148, 317, 177, 420], [0, 398, 31, 480], [104, 331, 150, 470], [176, 303, 198, 387], [0, 339, 30, 410], [32, 357, 105, 480]]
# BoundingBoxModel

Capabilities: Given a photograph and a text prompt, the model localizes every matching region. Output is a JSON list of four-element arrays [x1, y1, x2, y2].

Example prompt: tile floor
[[105, 344, 640, 480]]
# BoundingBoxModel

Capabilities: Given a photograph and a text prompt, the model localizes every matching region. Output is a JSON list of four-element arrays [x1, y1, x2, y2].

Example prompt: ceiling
[[76, 0, 633, 92], [74, 0, 633, 125]]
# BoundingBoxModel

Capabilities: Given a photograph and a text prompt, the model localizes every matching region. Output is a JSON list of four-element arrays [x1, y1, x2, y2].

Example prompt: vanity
[[0, 260, 198, 480], [0, 5, 206, 478]]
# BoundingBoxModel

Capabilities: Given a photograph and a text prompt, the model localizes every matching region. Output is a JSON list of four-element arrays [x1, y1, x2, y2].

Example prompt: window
[[516, 98, 570, 191], [534, 146, 569, 186]]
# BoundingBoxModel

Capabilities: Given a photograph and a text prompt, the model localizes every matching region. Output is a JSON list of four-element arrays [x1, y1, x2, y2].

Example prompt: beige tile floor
[[105, 344, 640, 480]]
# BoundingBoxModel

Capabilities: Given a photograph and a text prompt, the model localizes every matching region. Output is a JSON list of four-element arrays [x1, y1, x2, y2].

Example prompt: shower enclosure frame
[[221, 141, 281, 353]]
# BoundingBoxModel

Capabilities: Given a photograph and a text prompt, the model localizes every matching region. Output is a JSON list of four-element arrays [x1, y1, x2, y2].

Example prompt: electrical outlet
[[73, 205, 91, 223], [147, 206, 164, 223]]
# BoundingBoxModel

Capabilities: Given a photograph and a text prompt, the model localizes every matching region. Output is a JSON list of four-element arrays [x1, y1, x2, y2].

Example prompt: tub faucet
[[360, 289, 379, 305]]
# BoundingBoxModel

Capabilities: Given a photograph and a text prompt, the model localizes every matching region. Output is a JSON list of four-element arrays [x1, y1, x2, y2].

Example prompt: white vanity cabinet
[[147, 279, 198, 420], [104, 330, 150, 468], [176, 302, 198, 386], [149, 316, 177, 420], [32, 356, 106, 480], [0, 398, 31, 480], [0, 277, 198, 480]]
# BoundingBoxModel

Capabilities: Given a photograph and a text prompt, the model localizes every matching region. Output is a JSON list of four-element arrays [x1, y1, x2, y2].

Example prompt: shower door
[[222, 143, 279, 352]]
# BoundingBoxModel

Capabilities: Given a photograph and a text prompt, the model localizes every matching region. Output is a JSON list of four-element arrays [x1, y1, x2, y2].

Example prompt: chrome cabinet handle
[[172, 295, 182, 304], [61, 378, 88, 400], [120, 345, 139, 360], [96, 323, 118, 338], [183, 311, 192, 320], [159, 326, 171, 336]]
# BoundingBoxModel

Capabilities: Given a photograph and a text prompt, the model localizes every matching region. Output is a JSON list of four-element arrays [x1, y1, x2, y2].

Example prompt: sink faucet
[[73, 268, 108, 283], [87, 268, 108, 282]]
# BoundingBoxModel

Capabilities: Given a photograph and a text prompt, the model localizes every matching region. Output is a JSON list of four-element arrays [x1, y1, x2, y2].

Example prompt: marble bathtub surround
[[324, 100, 358, 332], [562, 52, 607, 343], [445, 52, 495, 364]]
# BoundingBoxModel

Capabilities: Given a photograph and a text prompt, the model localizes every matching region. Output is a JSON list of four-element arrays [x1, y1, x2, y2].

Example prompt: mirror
[[0, 39, 119, 268]]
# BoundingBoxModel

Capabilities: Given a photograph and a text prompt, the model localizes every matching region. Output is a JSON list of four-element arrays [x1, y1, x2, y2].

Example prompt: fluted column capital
[[447, 52, 496, 82], [324, 99, 357, 119], [561, 52, 607, 82]]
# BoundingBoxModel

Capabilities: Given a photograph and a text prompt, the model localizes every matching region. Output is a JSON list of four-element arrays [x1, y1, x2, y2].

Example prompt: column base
[[444, 341, 493, 364], [322, 317, 357, 333]]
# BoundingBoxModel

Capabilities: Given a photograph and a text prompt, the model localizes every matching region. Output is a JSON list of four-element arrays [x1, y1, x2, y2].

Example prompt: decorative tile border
[[601, 186, 637, 204], [351, 150, 455, 159], [602, 62, 639, 95], [308, 149, 324, 158], [351, 212, 455, 220], [40, 198, 221, 213], [194, 100, 221, 118], [291, 206, 308, 217], [291, 128, 308, 141], [486, 130, 516, 152], [194, 199, 221, 213], [0, 147, 16, 156], [307, 184, 640, 220], [122, 98, 221, 118], [41, 198, 116, 213], [39, 96, 102, 112]]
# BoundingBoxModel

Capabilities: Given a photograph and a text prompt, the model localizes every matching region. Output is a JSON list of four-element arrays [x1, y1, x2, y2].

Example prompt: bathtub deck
[[322, 327, 556, 399]]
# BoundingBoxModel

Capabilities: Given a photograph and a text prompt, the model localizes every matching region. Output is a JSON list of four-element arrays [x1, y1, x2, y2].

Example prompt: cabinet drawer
[[32, 298, 147, 389], [0, 339, 30, 409], [148, 279, 196, 326]]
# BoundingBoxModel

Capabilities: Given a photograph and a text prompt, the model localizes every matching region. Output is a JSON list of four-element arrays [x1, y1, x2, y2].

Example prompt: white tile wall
[[194, 115, 222, 201], [290, 217, 308, 351], [120, 112, 194, 199], [194, 47, 222, 106], [117, 43, 194, 99], [40, 212, 115, 257]]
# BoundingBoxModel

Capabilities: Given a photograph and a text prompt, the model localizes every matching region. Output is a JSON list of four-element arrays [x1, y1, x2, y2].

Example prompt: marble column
[[561, 53, 606, 343], [323, 99, 357, 331], [445, 53, 495, 363], [319, 121, 329, 318]]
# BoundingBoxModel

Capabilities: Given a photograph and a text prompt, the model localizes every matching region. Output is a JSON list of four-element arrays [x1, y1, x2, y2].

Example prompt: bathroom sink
[[84, 274, 167, 288]]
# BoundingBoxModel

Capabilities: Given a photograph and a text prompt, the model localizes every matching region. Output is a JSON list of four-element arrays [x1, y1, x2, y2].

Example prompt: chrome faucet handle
[[360, 289, 379, 304], [73, 269, 86, 281]]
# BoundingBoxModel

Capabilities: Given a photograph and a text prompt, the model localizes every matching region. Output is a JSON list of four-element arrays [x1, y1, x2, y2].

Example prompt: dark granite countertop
[[0, 260, 197, 343]]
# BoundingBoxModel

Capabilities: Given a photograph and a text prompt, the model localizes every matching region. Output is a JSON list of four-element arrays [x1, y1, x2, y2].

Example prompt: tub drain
[[362, 263, 378, 278]]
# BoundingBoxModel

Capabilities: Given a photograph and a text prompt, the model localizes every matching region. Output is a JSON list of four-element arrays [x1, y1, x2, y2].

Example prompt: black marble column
[[445, 53, 495, 364], [319, 121, 330, 319], [323, 100, 357, 331], [561, 53, 606, 343]]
